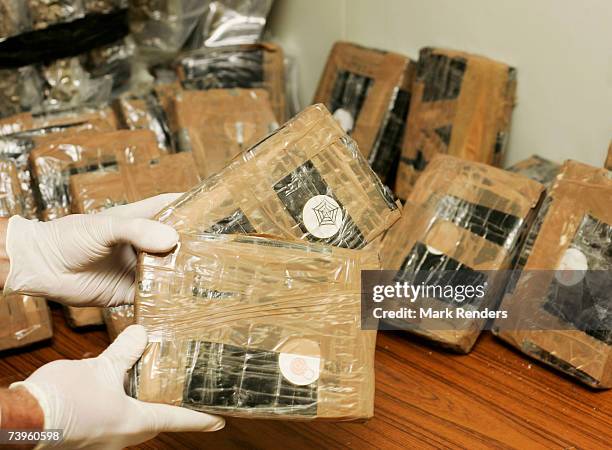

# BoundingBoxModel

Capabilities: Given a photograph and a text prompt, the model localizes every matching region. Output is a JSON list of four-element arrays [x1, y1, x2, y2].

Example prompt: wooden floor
[[1, 305, 610, 449]]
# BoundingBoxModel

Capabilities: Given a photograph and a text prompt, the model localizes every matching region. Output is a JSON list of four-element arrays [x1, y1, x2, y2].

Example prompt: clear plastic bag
[[27, 0, 85, 31], [0, 66, 43, 119], [0, 0, 32, 41]]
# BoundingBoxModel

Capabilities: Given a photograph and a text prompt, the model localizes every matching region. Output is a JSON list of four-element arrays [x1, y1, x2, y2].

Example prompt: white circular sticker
[[278, 353, 320, 386], [332, 108, 355, 133], [302, 195, 343, 238], [555, 248, 588, 286]]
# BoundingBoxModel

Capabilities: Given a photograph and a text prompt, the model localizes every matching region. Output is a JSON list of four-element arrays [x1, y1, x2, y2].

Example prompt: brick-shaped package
[[313, 41, 414, 183], [396, 48, 516, 200], [132, 233, 378, 420], [494, 161, 612, 388], [0, 294, 52, 352], [507, 155, 560, 188], [177, 43, 287, 122], [380, 155, 544, 352], [169, 88, 278, 178]]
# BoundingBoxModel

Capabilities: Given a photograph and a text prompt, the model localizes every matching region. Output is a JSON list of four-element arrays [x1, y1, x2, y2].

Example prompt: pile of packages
[[1, 0, 610, 422]]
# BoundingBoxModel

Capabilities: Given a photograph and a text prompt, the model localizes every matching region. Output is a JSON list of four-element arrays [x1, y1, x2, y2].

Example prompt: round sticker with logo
[[302, 195, 344, 239], [555, 247, 588, 286], [278, 339, 321, 386]]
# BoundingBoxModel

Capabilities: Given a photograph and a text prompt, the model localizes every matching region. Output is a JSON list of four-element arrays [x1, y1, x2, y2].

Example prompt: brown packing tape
[[380, 155, 544, 352], [396, 47, 516, 200], [64, 306, 104, 328], [170, 88, 277, 178], [313, 41, 411, 158], [30, 129, 161, 220], [0, 295, 52, 351], [135, 233, 378, 420], [495, 160, 612, 388]]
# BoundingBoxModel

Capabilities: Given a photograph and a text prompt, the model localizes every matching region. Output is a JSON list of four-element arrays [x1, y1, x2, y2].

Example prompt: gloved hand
[[4, 194, 180, 307], [10, 325, 224, 450]]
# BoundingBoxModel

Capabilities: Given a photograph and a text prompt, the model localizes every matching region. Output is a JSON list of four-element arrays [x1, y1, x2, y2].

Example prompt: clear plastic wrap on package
[[186, 0, 273, 49], [0, 66, 43, 119], [169, 88, 278, 177], [0, 294, 52, 352], [29, 128, 160, 220], [27, 0, 85, 31], [380, 154, 544, 352], [131, 233, 378, 420], [104, 305, 134, 341], [85, 36, 135, 95], [177, 42, 286, 121], [494, 161, 612, 388], [154, 104, 400, 249]]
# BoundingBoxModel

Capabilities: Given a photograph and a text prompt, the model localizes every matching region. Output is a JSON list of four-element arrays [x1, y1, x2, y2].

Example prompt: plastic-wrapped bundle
[[313, 42, 413, 184], [186, 0, 273, 49], [0, 294, 52, 352], [64, 305, 104, 328], [507, 155, 560, 188], [0, 66, 43, 119], [396, 48, 517, 200], [177, 43, 287, 122], [494, 161, 612, 388], [27, 0, 85, 31], [85, 37, 135, 95], [131, 233, 378, 420], [103, 305, 134, 341], [83, 0, 126, 14], [113, 93, 172, 151], [380, 155, 544, 352], [29, 129, 160, 220], [152, 104, 400, 249], [169, 88, 278, 178], [0, 0, 31, 40]]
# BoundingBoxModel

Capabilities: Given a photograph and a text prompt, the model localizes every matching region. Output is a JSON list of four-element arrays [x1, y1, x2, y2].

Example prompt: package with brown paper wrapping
[[131, 233, 378, 420], [113, 94, 172, 152], [70, 151, 200, 337], [177, 42, 287, 122], [507, 155, 560, 188], [313, 41, 414, 184], [29, 129, 160, 221], [0, 294, 52, 352], [169, 88, 277, 178], [395, 48, 516, 200], [152, 104, 400, 249], [493, 161, 612, 388], [64, 306, 104, 328], [380, 154, 544, 352]]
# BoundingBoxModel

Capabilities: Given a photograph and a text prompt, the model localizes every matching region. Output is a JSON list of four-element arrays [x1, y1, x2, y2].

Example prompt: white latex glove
[[4, 193, 180, 307], [10, 325, 224, 450]]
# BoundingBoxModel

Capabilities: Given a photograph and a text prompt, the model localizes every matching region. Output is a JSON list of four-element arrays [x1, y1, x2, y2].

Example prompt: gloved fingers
[[100, 193, 183, 219], [135, 400, 225, 433], [99, 325, 148, 375], [96, 215, 179, 254]]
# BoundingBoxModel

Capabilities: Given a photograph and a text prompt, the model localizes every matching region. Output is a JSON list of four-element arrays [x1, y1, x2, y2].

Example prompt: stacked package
[[507, 155, 560, 188], [177, 43, 287, 122], [130, 104, 402, 419], [29, 128, 160, 327], [169, 88, 277, 178], [380, 155, 544, 352], [396, 48, 516, 200], [313, 42, 415, 185], [494, 161, 611, 388]]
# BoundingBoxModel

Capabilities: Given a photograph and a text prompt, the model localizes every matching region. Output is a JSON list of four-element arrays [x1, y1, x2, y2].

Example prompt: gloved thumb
[[94, 214, 179, 254], [136, 400, 225, 433], [99, 325, 148, 375]]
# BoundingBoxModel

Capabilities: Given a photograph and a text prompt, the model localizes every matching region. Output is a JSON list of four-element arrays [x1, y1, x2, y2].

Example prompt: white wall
[[268, 0, 612, 167]]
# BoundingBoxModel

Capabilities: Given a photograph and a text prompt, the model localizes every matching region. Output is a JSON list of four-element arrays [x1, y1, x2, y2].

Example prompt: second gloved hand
[[4, 193, 180, 307]]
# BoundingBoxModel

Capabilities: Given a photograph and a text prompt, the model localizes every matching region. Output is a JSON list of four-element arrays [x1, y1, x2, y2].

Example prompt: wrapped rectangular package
[[113, 94, 173, 151], [396, 48, 517, 200], [493, 161, 612, 388], [132, 233, 378, 420], [507, 155, 560, 188], [153, 104, 400, 248], [177, 42, 287, 122], [64, 305, 104, 328], [29, 129, 160, 221], [169, 88, 278, 178], [313, 42, 412, 166], [70, 151, 201, 337], [0, 294, 52, 352], [380, 154, 544, 352]]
